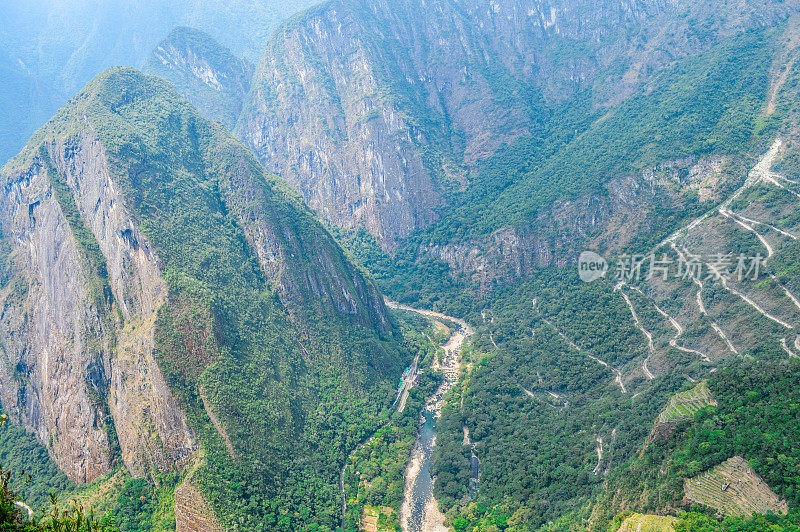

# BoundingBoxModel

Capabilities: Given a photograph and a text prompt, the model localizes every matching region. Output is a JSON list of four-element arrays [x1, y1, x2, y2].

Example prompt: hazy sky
[[1, 0, 321, 81], [0, 0, 319, 163]]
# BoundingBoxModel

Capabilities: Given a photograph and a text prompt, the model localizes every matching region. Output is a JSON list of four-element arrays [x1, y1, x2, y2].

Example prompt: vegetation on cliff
[[601, 360, 800, 518], [3, 67, 411, 530], [4, 1, 800, 531], [143, 27, 253, 130], [321, 19, 800, 531]]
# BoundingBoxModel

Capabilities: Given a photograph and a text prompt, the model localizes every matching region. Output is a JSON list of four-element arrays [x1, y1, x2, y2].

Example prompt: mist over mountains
[[0, 0, 319, 163]]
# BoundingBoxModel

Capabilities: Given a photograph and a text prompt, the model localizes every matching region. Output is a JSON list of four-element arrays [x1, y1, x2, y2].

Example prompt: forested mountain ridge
[[2, 0, 800, 530], [415, 19, 800, 530], [0, 67, 406, 529], [401, 136, 800, 530], [0, 0, 321, 168], [272, 6, 800, 530], [343, 13, 800, 313], [144, 27, 254, 131]]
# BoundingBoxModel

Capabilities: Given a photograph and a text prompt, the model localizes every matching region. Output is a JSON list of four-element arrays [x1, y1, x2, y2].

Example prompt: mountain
[[415, 16, 800, 532], [0, 67, 405, 529], [0, 0, 320, 167], [143, 27, 253, 131], [4, 0, 800, 530], [236, 0, 800, 250], [234, 1, 800, 530], [596, 369, 799, 526], [0, 0, 320, 91]]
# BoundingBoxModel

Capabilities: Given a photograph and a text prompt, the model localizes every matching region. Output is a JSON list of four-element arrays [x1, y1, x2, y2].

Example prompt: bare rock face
[[0, 157, 112, 483], [237, 4, 445, 250], [0, 134, 195, 482], [53, 133, 197, 477], [238, 0, 800, 249]]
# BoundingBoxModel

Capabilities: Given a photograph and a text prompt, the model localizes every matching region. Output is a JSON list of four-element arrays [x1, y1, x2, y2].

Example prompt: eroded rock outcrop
[[0, 156, 113, 483], [52, 133, 196, 478]]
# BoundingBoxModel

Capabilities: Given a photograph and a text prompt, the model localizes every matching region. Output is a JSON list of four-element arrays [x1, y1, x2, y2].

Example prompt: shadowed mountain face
[[143, 27, 254, 131]]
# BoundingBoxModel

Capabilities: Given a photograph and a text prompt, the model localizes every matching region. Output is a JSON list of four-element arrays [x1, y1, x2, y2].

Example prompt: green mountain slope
[[0, 67, 408, 529], [3, 1, 800, 530], [428, 25, 778, 243], [325, 13, 800, 532], [236, 0, 800, 252], [595, 361, 800, 528], [0, 0, 320, 176]]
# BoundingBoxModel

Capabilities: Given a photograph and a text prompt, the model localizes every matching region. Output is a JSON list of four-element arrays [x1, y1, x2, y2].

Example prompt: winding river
[[385, 301, 474, 532], [400, 409, 445, 532], [339, 301, 473, 531]]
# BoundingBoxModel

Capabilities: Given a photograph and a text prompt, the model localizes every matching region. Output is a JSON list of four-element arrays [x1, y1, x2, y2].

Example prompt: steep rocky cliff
[[237, 0, 800, 250], [0, 67, 401, 526], [402, 12, 800, 292], [0, 148, 115, 483], [144, 27, 254, 131], [0, 132, 197, 482]]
